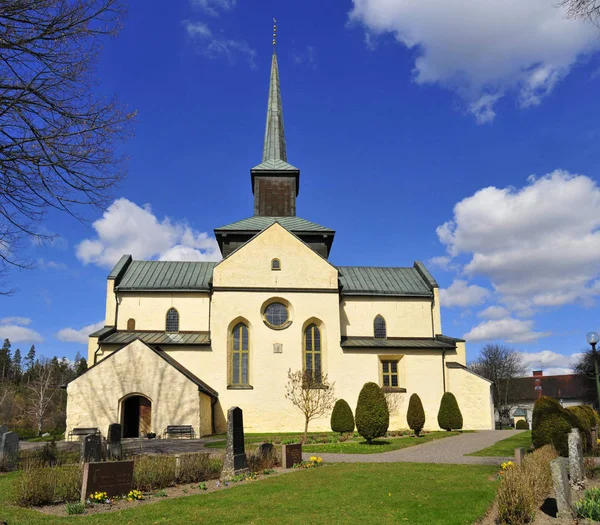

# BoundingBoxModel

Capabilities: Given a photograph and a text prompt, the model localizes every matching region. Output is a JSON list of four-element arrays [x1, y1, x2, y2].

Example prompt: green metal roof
[[262, 51, 287, 164], [115, 261, 216, 291], [89, 326, 116, 338], [214, 216, 334, 233], [338, 265, 434, 297], [251, 158, 299, 171], [513, 408, 527, 416], [101, 331, 210, 346], [341, 337, 456, 349]]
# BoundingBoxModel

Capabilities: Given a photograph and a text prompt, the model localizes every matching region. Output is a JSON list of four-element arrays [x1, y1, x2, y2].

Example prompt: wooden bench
[[68, 427, 100, 441], [163, 425, 195, 439]]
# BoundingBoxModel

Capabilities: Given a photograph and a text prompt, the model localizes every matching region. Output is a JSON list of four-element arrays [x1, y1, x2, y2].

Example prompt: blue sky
[[2, 0, 600, 374]]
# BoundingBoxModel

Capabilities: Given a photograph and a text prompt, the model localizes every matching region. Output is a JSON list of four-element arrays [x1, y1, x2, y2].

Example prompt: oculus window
[[264, 302, 289, 328]]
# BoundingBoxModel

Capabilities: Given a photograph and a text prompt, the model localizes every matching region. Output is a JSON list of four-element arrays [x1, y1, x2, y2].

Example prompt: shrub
[[355, 382, 389, 444], [65, 502, 86, 515], [407, 393, 426, 436], [177, 453, 222, 484], [567, 406, 592, 451], [515, 419, 529, 430], [133, 455, 176, 491], [575, 487, 600, 521], [496, 445, 557, 525], [532, 396, 574, 456], [437, 392, 463, 431], [13, 461, 82, 506], [330, 399, 355, 434], [580, 404, 600, 427]]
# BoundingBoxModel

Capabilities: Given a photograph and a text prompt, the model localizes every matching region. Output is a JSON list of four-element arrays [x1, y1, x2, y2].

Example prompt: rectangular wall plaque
[[273, 343, 282, 354]]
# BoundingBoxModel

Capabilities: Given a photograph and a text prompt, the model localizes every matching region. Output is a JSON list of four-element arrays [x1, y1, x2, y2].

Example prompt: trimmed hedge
[[437, 392, 463, 431], [407, 393, 426, 436], [331, 399, 355, 434], [515, 419, 529, 430], [355, 382, 389, 444], [532, 396, 574, 456], [567, 405, 595, 451]]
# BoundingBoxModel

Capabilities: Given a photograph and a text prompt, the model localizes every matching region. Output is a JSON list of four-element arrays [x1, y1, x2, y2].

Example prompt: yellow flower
[[310, 456, 317, 461]]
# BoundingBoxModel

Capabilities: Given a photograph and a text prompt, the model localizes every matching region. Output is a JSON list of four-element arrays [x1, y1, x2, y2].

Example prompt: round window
[[264, 302, 289, 328]]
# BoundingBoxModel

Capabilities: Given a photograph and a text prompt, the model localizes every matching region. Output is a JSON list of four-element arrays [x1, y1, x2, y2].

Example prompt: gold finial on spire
[[273, 18, 277, 48]]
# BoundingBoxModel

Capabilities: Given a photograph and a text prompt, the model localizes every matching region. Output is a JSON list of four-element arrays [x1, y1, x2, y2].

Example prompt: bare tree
[[383, 390, 402, 418], [0, 0, 134, 292], [27, 359, 58, 436], [284, 369, 336, 443], [558, 0, 600, 25], [469, 343, 527, 421]]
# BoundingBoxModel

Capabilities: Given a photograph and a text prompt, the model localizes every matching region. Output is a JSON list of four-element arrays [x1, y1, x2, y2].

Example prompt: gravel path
[[303, 430, 525, 465]]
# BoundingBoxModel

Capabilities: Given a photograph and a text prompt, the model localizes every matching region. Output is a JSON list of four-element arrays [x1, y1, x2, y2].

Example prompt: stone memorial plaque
[[81, 434, 102, 463], [107, 423, 122, 444], [232, 407, 244, 455], [0, 431, 19, 469], [222, 406, 248, 479], [282, 443, 302, 468], [273, 343, 282, 354], [81, 461, 134, 503]]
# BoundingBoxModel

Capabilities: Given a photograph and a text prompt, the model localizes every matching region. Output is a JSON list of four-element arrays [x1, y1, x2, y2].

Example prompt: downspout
[[93, 344, 102, 366], [442, 350, 446, 393], [114, 289, 120, 330], [211, 397, 218, 435]]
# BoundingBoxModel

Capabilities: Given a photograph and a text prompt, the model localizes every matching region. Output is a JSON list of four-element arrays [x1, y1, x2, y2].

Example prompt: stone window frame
[[303, 322, 324, 388], [378, 355, 406, 393], [374, 315, 387, 339], [228, 321, 252, 389], [271, 258, 281, 271], [261, 297, 293, 331], [165, 307, 179, 333]]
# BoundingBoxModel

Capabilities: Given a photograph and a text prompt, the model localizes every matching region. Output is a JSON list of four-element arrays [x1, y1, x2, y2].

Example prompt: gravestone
[[282, 443, 303, 468], [221, 407, 248, 479], [551, 457, 573, 519], [81, 434, 102, 463], [568, 428, 585, 484], [0, 431, 19, 469], [107, 423, 122, 460], [592, 426, 598, 448], [80, 460, 134, 503], [0, 425, 7, 436], [514, 447, 525, 466], [257, 442, 276, 468]]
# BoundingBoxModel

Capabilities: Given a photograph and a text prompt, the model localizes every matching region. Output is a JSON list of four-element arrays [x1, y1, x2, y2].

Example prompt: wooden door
[[139, 397, 152, 436]]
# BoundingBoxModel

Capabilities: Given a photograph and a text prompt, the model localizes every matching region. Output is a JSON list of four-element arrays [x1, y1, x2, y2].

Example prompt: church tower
[[251, 50, 300, 217]]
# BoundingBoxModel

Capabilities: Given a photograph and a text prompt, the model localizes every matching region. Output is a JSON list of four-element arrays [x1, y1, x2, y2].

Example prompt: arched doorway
[[121, 395, 152, 438]]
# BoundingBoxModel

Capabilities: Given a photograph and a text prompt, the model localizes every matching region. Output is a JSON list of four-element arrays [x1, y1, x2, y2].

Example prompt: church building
[[66, 48, 494, 438]]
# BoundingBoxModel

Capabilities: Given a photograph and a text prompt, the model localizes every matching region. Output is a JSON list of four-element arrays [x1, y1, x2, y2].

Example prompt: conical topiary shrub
[[355, 382, 389, 444], [331, 399, 355, 434], [437, 392, 463, 431], [407, 393, 426, 436], [532, 396, 574, 456]]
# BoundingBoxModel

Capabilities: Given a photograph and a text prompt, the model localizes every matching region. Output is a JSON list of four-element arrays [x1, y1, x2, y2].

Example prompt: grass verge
[[467, 430, 531, 457], [0, 462, 498, 525]]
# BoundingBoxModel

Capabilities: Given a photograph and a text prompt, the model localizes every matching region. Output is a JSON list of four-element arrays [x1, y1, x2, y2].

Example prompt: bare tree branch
[[558, 0, 600, 25]]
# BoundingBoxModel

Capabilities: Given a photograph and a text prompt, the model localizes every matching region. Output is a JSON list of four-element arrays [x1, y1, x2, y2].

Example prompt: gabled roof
[[341, 337, 457, 350], [114, 260, 217, 291], [214, 216, 334, 234], [252, 159, 299, 172], [338, 264, 435, 297], [507, 374, 595, 403]]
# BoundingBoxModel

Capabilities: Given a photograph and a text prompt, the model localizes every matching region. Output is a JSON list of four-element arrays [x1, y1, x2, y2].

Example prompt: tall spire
[[262, 20, 287, 163]]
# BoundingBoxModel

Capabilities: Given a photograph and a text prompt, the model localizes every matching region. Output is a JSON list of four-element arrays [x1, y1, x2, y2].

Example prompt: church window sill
[[381, 387, 407, 393], [227, 385, 254, 390]]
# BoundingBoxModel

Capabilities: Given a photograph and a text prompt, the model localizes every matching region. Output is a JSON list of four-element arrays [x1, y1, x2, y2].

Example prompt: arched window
[[127, 318, 136, 331], [374, 315, 386, 339], [271, 258, 281, 271], [304, 324, 322, 384], [231, 323, 249, 385], [165, 308, 179, 333]]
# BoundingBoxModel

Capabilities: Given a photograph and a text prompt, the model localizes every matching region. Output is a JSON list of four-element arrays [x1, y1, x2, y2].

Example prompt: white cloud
[[190, 0, 236, 16], [0, 318, 43, 343], [293, 46, 317, 69], [478, 306, 511, 320], [76, 198, 221, 268], [348, 0, 600, 122], [518, 350, 585, 375], [463, 317, 551, 343], [0, 317, 31, 326], [437, 171, 600, 312], [440, 279, 491, 308], [183, 20, 256, 67], [56, 321, 105, 344], [37, 259, 68, 271]]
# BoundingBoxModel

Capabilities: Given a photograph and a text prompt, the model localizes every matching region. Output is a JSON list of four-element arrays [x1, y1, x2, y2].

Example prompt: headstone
[[80, 460, 134, 503], [81, 434, 102, 463], [282, 443, 303, 468], [221, 406, 248, 479], [551, 458, 574, 519], [107, 423, 122, 460], [568, 428, 585, 484], [0, 431, 19, 469], [592, 426, 598, 448], [257, 442, 276, 467], [0, 425, 7, 436], [514, 447, 525, 466]]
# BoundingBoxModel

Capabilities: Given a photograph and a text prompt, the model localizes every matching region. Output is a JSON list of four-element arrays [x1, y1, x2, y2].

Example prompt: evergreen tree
[[25, 345, 36, 371], [0, 339, 12, 382], [12, 348, 22, 381], [76, 357, 88, 377]]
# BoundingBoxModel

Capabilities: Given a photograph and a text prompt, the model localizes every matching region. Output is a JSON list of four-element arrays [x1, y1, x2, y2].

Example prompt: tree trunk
[[304, 418, 309, 443]]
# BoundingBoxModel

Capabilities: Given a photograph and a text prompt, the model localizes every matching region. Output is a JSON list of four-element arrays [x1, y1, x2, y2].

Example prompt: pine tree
[[25, 345, 36, 371], [76, 357, 88, 377], [12, 348, 22, 382], [0, 339, 12, 382]]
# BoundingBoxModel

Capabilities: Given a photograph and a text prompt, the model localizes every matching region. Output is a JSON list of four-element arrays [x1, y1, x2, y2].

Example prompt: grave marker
[[282, 443, 302, 468], [221, 407, 248, 479], [107, 423, 122, 460], [551, 457, 574, 519], [80, 434, 102, 463], [514, 447, 525, 466], [0, 431, 19, 469], [80, 461, 134, 503], [568, 428, 585, 484]]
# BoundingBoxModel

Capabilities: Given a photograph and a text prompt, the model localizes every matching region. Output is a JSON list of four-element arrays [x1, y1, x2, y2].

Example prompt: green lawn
[[0, 463, 499, 525], [205, 431, 463, 454], [467, 431, 531, 457], [303, 431, 462, 454]]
